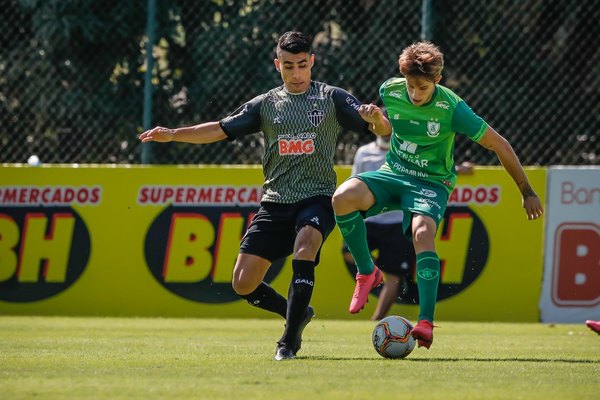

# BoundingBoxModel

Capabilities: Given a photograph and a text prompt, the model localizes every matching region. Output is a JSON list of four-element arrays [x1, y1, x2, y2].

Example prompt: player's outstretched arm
[[138, 121, 227, 144], [358, 104, 392, 135], [477, 126, 544, 220]]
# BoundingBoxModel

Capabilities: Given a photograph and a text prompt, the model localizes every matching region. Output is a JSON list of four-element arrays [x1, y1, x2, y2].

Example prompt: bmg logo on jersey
[[0, 185, 97, 302], [278, 133, 316, 155]]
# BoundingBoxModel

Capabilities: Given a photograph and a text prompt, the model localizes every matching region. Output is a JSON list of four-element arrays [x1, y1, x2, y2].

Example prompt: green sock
[[335, 211, 374, 275], [416, 251, 440, 322]]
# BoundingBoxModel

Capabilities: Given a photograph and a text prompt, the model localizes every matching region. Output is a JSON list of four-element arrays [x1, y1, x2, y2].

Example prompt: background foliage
[[1, 0, 598, 165]]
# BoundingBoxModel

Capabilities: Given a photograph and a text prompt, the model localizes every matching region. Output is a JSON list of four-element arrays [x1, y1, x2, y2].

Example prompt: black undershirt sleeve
[[330, 87, 371, 135], [219, 94, 265, 141]]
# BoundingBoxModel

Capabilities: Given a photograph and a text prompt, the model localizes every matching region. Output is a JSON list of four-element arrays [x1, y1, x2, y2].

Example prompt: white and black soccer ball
[[372, 315, 416, 359]]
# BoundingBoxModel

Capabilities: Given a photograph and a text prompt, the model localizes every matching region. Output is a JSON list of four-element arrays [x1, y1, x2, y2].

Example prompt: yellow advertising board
[[0, 165, 545, 321]]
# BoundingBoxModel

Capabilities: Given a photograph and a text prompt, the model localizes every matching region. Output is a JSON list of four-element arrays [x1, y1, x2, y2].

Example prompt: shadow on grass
[[408, 357, 600, 364], [303, 356, 600, 364]]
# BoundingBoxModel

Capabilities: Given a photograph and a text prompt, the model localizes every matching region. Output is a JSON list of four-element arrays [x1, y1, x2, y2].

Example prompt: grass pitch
[[0, 316, 598, 400]]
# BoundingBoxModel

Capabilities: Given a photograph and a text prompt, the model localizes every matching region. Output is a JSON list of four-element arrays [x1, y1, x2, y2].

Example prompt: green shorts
[[354, 169, 449, 239]]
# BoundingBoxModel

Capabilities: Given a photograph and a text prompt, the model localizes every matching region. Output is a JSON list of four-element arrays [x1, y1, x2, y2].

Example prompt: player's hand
[[138, 126, 175, 143], [523, 194, 544, 220], [358, 103, 384, 124], [456, 161, 475, 175]]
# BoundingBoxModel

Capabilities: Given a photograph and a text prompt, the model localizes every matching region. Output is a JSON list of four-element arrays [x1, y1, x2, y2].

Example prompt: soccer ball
[[372, 316, 416, 359]]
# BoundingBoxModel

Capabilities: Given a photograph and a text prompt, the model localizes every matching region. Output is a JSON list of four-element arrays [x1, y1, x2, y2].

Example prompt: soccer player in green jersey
[[139, 32, 391, 360], [332, 41, 544, 349]]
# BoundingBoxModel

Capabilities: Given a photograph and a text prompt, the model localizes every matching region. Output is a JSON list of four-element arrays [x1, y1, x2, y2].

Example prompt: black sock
[[281, 259, 316, 345], [239, 282, 287, 318]]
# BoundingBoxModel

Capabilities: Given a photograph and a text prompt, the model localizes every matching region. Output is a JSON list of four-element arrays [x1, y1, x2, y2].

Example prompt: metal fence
[[1, 0, 598, 166]]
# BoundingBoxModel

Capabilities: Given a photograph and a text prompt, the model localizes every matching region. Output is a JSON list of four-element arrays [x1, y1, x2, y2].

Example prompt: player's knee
[[294, 246, 318, 260], [294, 227, 322, 259], [231, 276, 256, 296], [294, 238, 320, 260], [413, 225, 435, 245], [332, 185, 358, 211], [333, 179, 372, 213], [331, 189, 348, 210]]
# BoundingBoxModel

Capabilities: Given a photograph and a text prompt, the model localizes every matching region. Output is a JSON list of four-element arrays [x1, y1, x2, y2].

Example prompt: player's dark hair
[[277, 31, 312, 54], [399, 41, 444, 82]]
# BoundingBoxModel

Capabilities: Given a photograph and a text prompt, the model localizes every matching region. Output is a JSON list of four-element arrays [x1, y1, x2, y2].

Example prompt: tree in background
[[1, 0, 596, 165]]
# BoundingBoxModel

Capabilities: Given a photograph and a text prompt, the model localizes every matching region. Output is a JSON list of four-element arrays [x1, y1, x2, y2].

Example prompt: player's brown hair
[[398, 42, 444, 82]]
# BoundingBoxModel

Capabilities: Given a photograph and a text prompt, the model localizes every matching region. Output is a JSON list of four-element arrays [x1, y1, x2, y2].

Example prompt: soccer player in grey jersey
[[139, 31, 391, 360]]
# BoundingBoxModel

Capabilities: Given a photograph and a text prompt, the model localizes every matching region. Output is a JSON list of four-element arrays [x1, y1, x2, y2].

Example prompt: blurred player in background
[[139, 31, 390, 360], [343, 133, 474, 321], [332, 41, 544, 349]]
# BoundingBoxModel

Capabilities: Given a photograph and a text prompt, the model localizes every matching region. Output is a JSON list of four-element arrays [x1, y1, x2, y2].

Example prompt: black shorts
[[240, 195, 335, 263], [343, 221, 415, 277]]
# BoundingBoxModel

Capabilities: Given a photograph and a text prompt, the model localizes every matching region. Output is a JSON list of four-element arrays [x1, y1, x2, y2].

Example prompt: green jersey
[[379, 77, 487, 194], [220, 81, 371, 203]]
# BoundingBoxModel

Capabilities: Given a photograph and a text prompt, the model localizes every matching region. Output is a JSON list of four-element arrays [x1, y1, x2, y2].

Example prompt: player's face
[[405, 75, 441, 106], [274, 50, 314, 94]]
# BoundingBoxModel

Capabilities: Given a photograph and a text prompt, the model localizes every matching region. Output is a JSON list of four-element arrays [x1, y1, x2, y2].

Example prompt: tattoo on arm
[[520, 183, 537, 198]]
